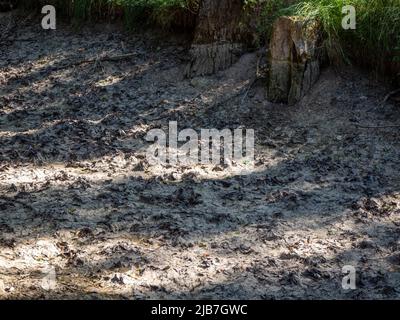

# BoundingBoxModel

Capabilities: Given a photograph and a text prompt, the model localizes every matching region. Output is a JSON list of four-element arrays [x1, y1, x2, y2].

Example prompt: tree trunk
[[185, 0, 244, 78], [267, 17, 322, 104]]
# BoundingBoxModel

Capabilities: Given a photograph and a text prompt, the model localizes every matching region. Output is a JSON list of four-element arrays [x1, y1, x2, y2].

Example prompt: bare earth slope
[[0, 21, 400, 299]]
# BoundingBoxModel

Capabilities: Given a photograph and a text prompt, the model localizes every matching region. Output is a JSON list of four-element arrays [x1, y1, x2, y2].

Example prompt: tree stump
[[267, 16, 322, 104], [185, 0, 244, 78]]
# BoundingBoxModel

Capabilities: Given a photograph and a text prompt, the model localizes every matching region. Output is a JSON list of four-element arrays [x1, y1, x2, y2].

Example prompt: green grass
[[18, 0, 198, 29], [292, 0, 399, 64], [118, 0, 198, 30], [252, 0, 400, 69]]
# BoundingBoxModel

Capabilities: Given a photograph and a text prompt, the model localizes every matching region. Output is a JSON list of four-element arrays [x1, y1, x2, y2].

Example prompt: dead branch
[[355, 124, 400, 129], [381, 88, 400, 107], [53, 53, 137, 71]]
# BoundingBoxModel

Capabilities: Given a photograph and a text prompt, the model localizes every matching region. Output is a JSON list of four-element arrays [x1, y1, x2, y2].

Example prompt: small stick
[[53, 52, 137, 70], [355, 124, 400, 129], [380, 88, 400, 107], [241, 77, 258, 105]]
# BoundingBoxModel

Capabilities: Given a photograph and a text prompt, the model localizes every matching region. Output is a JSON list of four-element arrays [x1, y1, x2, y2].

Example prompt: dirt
[[0, 17, 400, 299]]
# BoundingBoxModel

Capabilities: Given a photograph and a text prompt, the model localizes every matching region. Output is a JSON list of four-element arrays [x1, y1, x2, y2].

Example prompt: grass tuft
[[248, 0, 400, 78], [17, 0, 198, 29]]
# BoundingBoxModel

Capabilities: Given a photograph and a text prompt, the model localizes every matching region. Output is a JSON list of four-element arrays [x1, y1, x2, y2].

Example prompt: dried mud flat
[[0, 19, 400, 299]]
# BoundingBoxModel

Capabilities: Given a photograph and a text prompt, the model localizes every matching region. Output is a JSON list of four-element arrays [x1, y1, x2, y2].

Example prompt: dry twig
[[355, 124, 400, 129], [380, 88, 400, 107], [53, 53, 137, 70]]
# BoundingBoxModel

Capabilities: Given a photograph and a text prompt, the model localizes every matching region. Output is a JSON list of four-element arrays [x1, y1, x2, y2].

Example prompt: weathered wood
[[185, 0, 244, 77], [267, 16, 322, 104]]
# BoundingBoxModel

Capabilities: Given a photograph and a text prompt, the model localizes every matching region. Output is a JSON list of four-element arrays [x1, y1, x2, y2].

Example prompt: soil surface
[[1, 16, 400, 299]]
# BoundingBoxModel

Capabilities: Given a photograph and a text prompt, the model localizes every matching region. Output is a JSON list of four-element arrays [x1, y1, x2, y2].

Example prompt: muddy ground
[[0, 16, 400, 299]]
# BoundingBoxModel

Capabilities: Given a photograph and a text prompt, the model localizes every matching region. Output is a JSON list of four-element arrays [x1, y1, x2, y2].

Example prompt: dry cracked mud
[[0, 18, 400, 299]]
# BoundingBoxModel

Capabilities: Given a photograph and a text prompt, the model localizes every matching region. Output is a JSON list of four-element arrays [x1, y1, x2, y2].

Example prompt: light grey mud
[[0, 20, 399, 299]]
